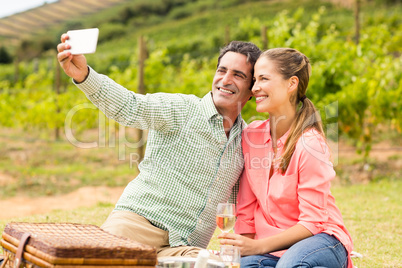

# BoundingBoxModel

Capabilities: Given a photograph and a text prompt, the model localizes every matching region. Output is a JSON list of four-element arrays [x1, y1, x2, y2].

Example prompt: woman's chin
[[256, 106, 268, 114]]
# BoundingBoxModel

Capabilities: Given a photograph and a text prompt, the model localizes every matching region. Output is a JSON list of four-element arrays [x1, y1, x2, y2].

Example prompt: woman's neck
[[269, 110, 296, 146]]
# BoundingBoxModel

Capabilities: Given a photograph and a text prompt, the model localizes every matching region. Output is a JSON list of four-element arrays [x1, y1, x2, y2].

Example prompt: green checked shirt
[[76, 67, 245, 248]]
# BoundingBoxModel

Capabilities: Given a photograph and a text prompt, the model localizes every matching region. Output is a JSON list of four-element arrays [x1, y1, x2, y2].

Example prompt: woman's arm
[[295, 131, 335, 234], [233, 167, 257, 235], [219, 224, 312, 256]]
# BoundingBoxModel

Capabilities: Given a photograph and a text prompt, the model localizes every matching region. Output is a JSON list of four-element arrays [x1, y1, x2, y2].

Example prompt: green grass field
[[1, 177, 401, 267]]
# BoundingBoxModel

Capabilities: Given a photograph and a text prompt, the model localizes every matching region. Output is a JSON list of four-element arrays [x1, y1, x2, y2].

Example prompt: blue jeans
[[241, 233, 348, 268]]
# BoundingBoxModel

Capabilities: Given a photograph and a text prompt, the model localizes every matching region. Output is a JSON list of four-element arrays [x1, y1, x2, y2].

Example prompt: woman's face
[[252, 57, 293, 115]]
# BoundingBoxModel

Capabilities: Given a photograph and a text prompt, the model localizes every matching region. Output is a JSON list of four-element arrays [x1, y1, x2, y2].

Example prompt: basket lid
[[2, 222, 157, 262]]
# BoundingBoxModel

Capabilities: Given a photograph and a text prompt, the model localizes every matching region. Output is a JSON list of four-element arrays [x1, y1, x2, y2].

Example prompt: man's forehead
[[219, 51, 248, 62], [218, 52, 252, 73]]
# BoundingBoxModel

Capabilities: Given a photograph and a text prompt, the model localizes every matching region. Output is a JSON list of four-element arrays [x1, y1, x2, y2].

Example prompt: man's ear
[[248, 89, 253, 101], [288, 76, 299, 93]]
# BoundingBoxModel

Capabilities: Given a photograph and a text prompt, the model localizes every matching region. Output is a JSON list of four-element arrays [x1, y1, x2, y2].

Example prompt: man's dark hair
[[217, 41, 262, 88]]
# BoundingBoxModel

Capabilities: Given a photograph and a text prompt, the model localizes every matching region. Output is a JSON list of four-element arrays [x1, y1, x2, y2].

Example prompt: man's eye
[[236, 73, 247, 79]]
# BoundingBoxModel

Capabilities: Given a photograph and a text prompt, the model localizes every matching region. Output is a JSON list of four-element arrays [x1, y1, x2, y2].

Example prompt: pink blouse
[[235, 120, 353, 267]]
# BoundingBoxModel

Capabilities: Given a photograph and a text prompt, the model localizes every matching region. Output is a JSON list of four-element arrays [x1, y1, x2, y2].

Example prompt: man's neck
[[213, 101, 241, 138], [223, 113, 239, 138]]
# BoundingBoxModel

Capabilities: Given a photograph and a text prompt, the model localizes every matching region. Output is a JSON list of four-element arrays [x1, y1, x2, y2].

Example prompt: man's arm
[[228, 179, 239, 205], [76, 67, 188, 131], [57, 34, 188, 132]]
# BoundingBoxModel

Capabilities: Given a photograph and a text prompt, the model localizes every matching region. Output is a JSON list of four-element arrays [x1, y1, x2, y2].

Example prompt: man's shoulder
[[146, 92, 201, 105]]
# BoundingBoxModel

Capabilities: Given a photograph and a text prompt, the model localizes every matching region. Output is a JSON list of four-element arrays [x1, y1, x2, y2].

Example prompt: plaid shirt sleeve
[[75, 66, 188, 132], [229, 178, 240, 205]]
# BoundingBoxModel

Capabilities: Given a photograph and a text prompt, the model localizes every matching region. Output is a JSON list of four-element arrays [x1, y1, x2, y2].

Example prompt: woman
[[218, 48, 353, 268]]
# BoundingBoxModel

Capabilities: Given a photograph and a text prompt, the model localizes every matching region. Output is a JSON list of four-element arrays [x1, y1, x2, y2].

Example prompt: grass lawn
[[0, 127, 139, 198], [331, 179, 402, 267], [1, 179, 401, 267]]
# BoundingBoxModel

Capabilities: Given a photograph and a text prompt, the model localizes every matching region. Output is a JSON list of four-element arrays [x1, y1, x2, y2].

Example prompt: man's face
[[212, 52, 253, 117]]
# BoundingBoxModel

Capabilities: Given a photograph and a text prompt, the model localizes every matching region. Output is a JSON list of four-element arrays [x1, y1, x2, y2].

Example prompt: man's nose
[[222, 73, 233, 85]]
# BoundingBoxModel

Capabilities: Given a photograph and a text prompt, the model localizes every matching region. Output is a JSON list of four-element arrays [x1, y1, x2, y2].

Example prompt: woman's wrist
[[254, 238, 271, 255]]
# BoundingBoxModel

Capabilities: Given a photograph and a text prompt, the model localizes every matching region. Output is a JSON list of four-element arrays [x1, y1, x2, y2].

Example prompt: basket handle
[[14, 233, 31, 268], [0, 256, 9, 268]]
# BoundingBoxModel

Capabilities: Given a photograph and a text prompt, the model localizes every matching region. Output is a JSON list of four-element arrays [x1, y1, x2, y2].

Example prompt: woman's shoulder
[[300, 128, 326, 141], [243, 119, 269, 132], [295, 128, 331, 158], [242, 120, 269, 148]]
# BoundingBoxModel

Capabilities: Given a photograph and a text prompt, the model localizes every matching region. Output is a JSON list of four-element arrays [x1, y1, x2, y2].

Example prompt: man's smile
[[219, 87, 235, 94]]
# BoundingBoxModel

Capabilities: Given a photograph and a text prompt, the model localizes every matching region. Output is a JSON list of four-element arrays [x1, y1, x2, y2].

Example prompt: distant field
[[0, 0, 129, 42]]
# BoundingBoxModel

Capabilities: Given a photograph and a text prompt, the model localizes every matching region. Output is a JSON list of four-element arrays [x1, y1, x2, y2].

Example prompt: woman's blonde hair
[[261, 48, 324, 173]]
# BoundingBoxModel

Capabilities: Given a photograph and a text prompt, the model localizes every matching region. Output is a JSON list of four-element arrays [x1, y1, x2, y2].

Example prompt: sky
[[0, 0, 58, 19]]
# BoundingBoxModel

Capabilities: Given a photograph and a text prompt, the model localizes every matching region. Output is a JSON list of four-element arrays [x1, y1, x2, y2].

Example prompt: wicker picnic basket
[[0, 222, 157, 268]]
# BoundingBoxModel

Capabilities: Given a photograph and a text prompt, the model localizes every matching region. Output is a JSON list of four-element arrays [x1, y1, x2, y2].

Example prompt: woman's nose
[[251, 84, 260, 94]]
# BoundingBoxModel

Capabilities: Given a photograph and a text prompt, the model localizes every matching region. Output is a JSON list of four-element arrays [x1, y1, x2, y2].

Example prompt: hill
[[0, 0, 130, 45], [0, 0, 390, 59]]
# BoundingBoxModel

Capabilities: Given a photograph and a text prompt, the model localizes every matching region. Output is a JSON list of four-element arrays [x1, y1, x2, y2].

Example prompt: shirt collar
[[200, 92, 245, 130], [262, 119, 290, 147], [200, 92, 220, 120]]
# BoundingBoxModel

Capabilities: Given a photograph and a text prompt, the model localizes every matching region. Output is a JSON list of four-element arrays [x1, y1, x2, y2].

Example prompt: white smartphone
[[66, 28, 99, 55]]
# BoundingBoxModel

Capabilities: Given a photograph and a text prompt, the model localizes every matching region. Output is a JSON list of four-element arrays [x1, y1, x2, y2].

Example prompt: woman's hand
[[218, 232, 263, 256], [56, 33, 88, 83], [219, 225, 313, 257]]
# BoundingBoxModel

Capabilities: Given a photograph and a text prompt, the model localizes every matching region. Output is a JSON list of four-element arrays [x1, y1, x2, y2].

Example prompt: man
[[57, 35, 261, 257]]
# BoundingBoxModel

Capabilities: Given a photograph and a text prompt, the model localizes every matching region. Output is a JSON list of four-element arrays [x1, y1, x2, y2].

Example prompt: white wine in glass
[[216, 203, 236, 233]]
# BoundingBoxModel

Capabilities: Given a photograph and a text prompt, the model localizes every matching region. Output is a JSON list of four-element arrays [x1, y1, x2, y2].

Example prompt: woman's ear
[[288, 76, 299, 93]]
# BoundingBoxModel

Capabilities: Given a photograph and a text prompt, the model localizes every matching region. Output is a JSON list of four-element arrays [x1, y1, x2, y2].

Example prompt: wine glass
[[220, 245, 241, 268], [216, 203, 236, 233]]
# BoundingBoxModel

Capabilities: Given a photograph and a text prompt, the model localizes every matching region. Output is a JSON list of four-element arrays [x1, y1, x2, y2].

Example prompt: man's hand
[[57, 34, 88, 83], [218, 232, 263, 256]]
